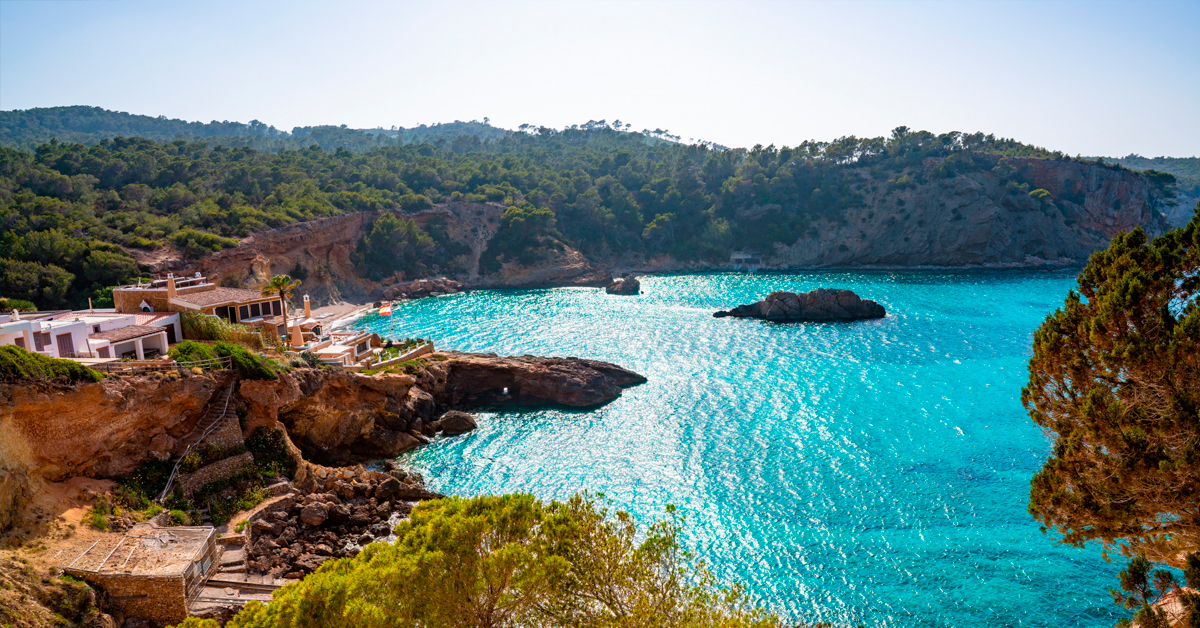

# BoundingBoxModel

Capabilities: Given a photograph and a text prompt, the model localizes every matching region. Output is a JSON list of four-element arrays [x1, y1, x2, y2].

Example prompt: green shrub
[[213, 341, 279, 380], [85, 511, 108, 530], [0, 297, 37, 312], [169, 509, 191, 526], [171, 229, 238, 256], [0, 345, 101, 383], [219, 493, 781, 628], [180, 311, 279, 351], [246, 427, 297, 478], [168, 340, 218, 365]]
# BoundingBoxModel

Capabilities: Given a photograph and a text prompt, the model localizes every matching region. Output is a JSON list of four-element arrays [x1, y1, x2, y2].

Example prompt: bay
[[352, 271, 1120, 628]]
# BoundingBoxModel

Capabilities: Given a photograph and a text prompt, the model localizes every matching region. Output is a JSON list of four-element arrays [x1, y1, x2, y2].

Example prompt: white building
[[0, 310, 180, 360]]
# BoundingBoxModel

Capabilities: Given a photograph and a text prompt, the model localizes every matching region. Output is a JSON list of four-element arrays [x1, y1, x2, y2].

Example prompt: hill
[[1099, 155, 1199, 226], [0, 106, 512, 153], [0, 110, 1183, 310]]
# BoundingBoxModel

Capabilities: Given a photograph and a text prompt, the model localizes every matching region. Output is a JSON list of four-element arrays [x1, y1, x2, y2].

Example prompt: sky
[[1, 0, 1197, 156]]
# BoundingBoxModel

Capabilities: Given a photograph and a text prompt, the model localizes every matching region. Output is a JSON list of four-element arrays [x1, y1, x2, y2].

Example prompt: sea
[[350, 271, 1122, 628]]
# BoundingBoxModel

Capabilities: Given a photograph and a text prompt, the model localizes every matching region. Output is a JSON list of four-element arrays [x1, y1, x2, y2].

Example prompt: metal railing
[[157, 383, 236, 503]]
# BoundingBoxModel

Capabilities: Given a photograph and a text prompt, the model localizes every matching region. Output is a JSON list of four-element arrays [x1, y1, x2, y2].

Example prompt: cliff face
[[770, 158, 1169, 268], [0, 373, 225, 482], [137, 158, 1168, 297], [258, 353, 645, 465]]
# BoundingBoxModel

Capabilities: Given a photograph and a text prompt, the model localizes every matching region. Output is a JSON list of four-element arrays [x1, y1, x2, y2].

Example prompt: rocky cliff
[[769, 157, 1170, 268], [0, 372, 227, 482]]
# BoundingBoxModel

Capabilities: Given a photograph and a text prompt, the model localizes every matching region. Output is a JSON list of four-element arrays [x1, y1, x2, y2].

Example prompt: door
[[56, 334, 74, 357], [97, 347, 110, 358], [165, 324, 177, 344]]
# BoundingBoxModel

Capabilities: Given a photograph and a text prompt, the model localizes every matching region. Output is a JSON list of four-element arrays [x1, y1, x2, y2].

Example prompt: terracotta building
[[113, 273, 289, 337]]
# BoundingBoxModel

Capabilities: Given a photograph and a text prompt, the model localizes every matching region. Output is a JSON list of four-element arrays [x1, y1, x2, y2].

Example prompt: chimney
[[11, 309, 18, 322], [166, 273, 177, 301], [303, 295, 311, 319]]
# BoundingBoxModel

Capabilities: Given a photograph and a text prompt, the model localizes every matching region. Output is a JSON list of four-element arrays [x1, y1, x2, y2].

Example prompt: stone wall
[[180, 452, 255, 498], [199, 414, 244, 450], [66, 571, 188, 626]]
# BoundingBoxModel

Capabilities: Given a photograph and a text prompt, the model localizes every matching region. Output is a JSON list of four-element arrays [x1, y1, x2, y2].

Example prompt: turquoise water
[[352, 272, 1120, 628]]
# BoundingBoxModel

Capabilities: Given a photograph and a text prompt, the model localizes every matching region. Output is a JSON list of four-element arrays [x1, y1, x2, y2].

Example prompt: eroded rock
[[715, 288, 886, 322]]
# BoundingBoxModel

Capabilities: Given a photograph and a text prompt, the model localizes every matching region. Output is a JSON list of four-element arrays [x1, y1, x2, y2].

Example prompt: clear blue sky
[[1, 0, 1197, 156]]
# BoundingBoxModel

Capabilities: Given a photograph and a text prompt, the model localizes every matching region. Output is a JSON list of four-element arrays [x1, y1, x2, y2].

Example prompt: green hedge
[[0, 345, 101, 383]]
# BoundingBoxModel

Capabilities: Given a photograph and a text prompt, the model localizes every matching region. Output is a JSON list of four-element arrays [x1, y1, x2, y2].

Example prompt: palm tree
[[262, 274, 302, 321]]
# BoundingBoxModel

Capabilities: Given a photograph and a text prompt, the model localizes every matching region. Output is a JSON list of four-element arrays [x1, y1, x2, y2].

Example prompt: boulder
[[299, 502, 329, 527], [605, 276, 641, 295], [373, 477, 401, 501], [714, 288, 886, 322], [434, 410, 478, 435]]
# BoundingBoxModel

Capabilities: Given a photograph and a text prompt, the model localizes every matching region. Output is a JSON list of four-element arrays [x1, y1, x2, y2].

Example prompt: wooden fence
[[88, 356, 232, 375]]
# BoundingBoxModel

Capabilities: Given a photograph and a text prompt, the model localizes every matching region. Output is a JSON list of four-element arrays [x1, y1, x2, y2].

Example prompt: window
[[93, 325, 101, 334], [250, 303, 261, 318], [97, 347, 110, 358], [14, 337, 24, 349], [33, 333, 48, 351], [271, 300, 282, 316], [238, 305, 250, 320]]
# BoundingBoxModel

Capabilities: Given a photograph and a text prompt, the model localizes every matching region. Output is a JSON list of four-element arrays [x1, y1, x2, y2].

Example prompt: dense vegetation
[[168, 339, 280, 380], [1023, 206, 1200, 625], [172, 493, 782, 628], [0, 345, 101, 383], [1104, 155, 1200, 199], [1, 110, 1108, 309], [0, 106, 508, 153]]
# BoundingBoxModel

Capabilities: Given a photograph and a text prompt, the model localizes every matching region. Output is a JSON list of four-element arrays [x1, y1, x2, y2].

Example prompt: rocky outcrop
[[271, 368, 443, 466], [0, 372, 226, 481], [376, 276, 463, 301], [715, 289, 886, 322], [478, 236, 610, 289], [0, 468, 34, 531], [606, 276, 641, 295], [244, 462, 440, 579], [440, 351, 646, 407], [433, 410, 478, 435]]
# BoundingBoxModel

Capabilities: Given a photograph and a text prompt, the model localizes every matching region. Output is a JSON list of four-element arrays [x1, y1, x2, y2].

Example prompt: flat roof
[[64, 523, 213, 576], [89, 325, 166, 343]]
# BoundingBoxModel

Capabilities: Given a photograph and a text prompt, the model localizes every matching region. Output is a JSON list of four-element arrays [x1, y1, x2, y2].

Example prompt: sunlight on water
[[353, 271, 1120, 628]]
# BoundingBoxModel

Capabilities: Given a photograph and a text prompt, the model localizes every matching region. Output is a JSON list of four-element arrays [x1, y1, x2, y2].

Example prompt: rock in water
[[606, 276, 641, 295], [434, 410, 478, 435], [714, 288, 885, 322]]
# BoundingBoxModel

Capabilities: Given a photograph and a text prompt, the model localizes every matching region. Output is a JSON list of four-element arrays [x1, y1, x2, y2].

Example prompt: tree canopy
[[174, 493, 780, 628], [0, 119, 1143, 309], [1023, 203, 1200, 563]]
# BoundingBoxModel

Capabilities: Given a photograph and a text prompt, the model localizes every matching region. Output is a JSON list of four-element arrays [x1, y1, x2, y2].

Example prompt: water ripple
[[357, 271, 1119, 628]]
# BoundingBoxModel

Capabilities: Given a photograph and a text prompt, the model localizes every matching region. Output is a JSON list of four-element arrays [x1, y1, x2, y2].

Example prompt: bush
[[168, 340, 218, 365], [213, 341, 279, 380], [220, 493, 780, 628], [246, 427, 297, 478], [0, 297, 37, 312], [180, 311, 279, 351], [0, 345, 101, 383], [169, 509, 191, 526]]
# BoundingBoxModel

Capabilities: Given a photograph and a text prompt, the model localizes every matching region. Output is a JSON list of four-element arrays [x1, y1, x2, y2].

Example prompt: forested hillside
[[1101, 155, 1199, 226], [0, 114, 1182, 310], [0, 106, 510, 153]]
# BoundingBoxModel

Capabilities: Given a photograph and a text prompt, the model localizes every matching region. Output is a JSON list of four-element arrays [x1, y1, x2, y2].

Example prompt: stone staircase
[[157, 381, 237, 503]]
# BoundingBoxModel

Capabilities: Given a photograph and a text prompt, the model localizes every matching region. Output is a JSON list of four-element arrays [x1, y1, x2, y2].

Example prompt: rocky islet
[[714, 288, 886, 322]]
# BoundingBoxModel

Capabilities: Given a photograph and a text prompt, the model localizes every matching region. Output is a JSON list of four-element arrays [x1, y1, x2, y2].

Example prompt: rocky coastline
[[715, 288, 886, 322]]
